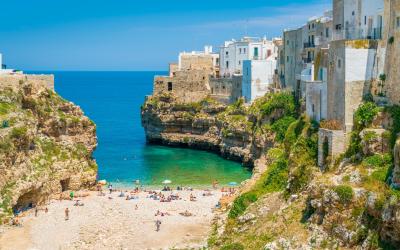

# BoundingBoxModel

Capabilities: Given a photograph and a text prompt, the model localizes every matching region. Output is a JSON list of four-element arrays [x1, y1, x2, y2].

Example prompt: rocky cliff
[[141, 93, 281, 167], [0, 79, 97, 223]]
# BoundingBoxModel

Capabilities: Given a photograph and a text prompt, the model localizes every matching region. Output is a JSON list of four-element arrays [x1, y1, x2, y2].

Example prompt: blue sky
[[0, 0, 331, 71]]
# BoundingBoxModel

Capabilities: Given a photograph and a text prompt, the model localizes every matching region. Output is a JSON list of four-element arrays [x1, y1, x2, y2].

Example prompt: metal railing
[[304, 42, 315, 48]]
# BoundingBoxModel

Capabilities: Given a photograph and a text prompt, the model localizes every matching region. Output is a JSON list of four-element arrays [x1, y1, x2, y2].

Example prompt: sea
[[29, 71, 252, 187]]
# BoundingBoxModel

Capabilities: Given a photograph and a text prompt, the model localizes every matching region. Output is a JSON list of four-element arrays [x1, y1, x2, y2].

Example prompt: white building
[[219, 37, 277, 77], [242, 59, 277, 103], [333, 0, 384, 41], [0, 53, 17, 75]]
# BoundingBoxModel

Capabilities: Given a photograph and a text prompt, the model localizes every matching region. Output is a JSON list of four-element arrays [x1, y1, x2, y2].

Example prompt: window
[[226, 51, 229, 56], [267, 49, 272, 57], [168, 82, 173, 91], [309, 24, 311, 30], [243, 48, 246, 53], [254, 47, 259, 58], [312, 23, 315, 29], [326, 27, 329, 37], [312, 104, 315, 113], [239, 48, 242, 54], [364, 16, 367, 25], [336, 24, 342, 30], [287, 40, 289, 45], [338, 59, 341, 69], [239, 60, 241, 65], [352, 11, 355, 16], [226, 61, 229, 68], [287, 56, 289, 62], [397, 17, 400, 28]]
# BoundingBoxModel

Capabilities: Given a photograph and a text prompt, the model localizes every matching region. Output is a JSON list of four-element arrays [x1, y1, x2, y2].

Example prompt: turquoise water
[[29, 71, 251, 187]]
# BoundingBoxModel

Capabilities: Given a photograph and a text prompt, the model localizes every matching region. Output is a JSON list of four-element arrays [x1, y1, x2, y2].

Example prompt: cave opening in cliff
[[60, 178, 71, 192], [13, 189, 41, 214]]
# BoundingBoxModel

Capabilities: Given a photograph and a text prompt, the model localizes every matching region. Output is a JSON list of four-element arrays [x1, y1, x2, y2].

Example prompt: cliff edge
[[0, 78, 97, 223]]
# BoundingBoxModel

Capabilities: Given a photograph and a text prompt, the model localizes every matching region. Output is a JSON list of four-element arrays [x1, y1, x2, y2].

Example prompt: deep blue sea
[[29, 71, 251, 187]]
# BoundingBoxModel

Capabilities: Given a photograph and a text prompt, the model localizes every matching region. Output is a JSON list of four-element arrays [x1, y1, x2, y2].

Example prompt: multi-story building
[[219, 37, 276, 77], [282, 27, 305, 94], [332, 0, 384, 41]]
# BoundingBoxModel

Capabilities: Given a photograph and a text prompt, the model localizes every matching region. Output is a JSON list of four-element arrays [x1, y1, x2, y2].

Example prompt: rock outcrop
[[0, 80, 97, 223], [141, 93, 276, 167]]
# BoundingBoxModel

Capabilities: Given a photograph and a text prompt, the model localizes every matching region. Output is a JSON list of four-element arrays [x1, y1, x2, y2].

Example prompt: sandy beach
[[0, 189, 223, 250]]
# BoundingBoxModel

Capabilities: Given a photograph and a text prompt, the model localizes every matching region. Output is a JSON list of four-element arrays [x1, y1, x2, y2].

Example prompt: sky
[[0, 0, 331, 71]]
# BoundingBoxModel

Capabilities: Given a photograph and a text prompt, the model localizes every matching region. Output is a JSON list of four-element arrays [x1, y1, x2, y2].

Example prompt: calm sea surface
[[29, 71, 251, 187]]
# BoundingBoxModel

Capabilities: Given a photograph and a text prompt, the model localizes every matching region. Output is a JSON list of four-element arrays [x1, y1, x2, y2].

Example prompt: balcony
[[304, 42, 315, 48]]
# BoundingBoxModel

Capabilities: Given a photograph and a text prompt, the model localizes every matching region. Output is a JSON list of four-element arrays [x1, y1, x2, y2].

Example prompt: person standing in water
[[65, 208, 69, 221]]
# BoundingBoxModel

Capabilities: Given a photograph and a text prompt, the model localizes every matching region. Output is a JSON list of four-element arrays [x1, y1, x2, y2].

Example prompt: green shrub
[[260, 92, 296, 117], [389, 36, 394, 44], [263, 158, 289, 192], [354, 102, 379, 129], [362, 154, 392, 168], [10, 126, 28, 139], [333, 185, 354, 204], [229, 192, 258, 219], [220, 243, 245, 250], [271, 116, 296, 142]]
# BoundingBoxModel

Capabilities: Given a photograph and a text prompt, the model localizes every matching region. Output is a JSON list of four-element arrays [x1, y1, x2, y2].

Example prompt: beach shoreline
[[0, 188, 226, 250]]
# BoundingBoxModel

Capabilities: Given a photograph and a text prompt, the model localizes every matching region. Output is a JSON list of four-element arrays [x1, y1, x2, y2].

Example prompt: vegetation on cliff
[[0, 82, 97, 223], [142, 91, 400, 249]]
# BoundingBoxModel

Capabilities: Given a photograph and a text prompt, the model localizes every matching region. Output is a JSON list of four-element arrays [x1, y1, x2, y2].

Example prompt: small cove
[[30, 71, 252, 187]]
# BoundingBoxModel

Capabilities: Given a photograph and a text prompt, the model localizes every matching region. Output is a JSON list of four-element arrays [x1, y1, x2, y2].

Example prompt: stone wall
[[153, 70, 211, 103], [209, 76, 242, 104], [382, 0, 400, 105], [180, 54, 215, 71], [169, 63, 178, 77], [0, 74, 54, 90], [318, 128, 347, 168]]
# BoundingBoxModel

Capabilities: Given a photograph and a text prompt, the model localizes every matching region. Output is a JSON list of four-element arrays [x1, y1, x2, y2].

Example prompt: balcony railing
[[304, 42, 315, 48]]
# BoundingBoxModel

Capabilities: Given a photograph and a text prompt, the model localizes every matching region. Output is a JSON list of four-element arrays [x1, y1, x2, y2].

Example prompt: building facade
[[242, 59, 277, 103], [219, 37, 277, 77], [332, 0, 384, 41]]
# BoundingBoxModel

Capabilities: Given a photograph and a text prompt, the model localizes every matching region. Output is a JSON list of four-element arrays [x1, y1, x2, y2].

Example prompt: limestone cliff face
[[0, 80, 97, 223], [141, 93, 275, 167]]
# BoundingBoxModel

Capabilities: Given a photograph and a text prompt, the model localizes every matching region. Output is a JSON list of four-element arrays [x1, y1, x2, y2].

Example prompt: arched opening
[[60, 178, 70, 192], [13, 189, 42, 214]]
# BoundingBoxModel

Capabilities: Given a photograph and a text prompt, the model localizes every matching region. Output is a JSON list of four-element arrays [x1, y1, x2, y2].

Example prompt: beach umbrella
[[228, 182, 238, 186], [162, 180, 172, 184]]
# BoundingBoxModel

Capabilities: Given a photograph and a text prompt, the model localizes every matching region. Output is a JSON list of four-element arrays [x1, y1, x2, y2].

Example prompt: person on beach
[[45, 207, 48, 213], [65, 208, 69, 220], [155, 220, 161, 231], [35, 206, 38, 217], [108, 184, 113, 194]]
